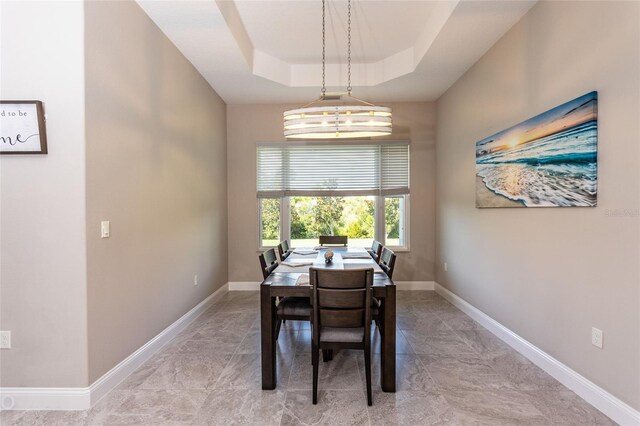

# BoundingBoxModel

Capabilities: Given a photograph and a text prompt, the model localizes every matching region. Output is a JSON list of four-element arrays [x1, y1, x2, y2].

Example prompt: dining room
[[1, 0, 639, 425]]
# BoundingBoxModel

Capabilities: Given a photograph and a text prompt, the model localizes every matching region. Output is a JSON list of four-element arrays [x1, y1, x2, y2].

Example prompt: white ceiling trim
[[137, 0, 537, 104], [248, 1, 460, 88]]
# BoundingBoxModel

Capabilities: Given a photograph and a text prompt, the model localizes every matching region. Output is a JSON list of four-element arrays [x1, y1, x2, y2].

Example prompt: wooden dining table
[[260, 246, 396, 392]]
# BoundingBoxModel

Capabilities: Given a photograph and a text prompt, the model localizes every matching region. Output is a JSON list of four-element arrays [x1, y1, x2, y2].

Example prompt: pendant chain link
[[347, 0, 352, 93], [321, 0, 326, 97]]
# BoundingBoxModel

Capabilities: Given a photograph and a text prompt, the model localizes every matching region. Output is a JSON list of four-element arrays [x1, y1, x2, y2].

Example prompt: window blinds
[[257, 141, 409, 198]]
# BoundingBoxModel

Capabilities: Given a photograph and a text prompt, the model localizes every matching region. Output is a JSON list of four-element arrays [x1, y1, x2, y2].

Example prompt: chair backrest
[[310, 268, 373, 338], [319, 235, 348, 246], [379, 247, 396, 279], [277, 240, 290, 260], [370, 240, 383, 262], [259, 248, 279, 279]]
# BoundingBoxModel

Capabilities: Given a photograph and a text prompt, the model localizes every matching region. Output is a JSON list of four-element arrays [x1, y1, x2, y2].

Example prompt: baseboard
[[0, 283, 229, 411], [228, 281, 435, 291], [434, 282, 640, 426], [395, 280, 435, 290], [0, 388, 90, 411], [228, 281, 261, 291]]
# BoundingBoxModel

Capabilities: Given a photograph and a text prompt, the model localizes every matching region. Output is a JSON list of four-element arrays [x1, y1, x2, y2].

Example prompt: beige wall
[[0, 1, 88, 387], [436, 1, 640, 409], [84, 1, 228, 382], [227, 102, 436, 283]]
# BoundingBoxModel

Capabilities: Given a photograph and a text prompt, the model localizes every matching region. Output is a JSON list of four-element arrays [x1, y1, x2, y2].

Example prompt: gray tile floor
[[1, 291, 616, 425]]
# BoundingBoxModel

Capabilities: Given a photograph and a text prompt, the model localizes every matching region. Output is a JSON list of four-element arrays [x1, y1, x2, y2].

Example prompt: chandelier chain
[[347, 0, 352, 93], [321, 0, 326, 96]]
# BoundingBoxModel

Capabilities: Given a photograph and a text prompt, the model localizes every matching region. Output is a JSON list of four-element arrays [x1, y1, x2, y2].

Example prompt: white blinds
[[257, 141, 409, 198]]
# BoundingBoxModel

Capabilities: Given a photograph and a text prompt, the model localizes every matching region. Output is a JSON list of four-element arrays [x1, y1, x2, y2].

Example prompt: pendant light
[[283, 0, 392, 139]]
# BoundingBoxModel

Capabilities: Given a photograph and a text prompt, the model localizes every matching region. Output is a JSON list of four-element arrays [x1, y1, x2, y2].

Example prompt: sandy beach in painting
[[475, 176, 524, 207]]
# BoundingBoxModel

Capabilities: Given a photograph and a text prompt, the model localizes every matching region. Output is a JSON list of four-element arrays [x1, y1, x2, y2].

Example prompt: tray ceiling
[[138, 0, 536, 104]]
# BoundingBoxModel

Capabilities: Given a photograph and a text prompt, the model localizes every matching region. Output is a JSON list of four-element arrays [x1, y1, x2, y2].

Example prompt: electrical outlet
[[194, 275, 198, 286], [444, 262, 448, 272], [0, 331, 11, 349], [591, 327, 603, 349]]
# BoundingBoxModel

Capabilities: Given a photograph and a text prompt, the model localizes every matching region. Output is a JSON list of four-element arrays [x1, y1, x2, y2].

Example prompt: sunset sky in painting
[[476, 92, 598, 157]]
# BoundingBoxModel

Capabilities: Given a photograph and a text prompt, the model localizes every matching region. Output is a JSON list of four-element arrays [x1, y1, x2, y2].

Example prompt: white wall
[[84, 1, 228, 382], [227, 102, 436, 283], [1, 0, 229, 389], [0, 1, 88, 387], [436, 1, 640, 410]]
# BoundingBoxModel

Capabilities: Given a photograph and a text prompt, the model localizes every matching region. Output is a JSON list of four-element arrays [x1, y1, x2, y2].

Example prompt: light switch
[[101, 221, 110, 238]]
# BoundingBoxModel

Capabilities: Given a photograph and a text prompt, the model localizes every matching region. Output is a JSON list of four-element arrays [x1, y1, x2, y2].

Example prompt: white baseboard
[[0, 284, 229, 411], [228, 281, 261, 291], [0, 388, 90, 412], [228, 281, 435, 292], [434, 282, 640, 426], [395, 281, 435, 290]]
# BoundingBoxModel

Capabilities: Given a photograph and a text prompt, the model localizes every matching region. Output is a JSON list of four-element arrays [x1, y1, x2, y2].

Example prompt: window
[[290, 196, 375, 248], [385, 196, 406, 247], [257, 141, 409, 249], [260, 198, 280, 248]]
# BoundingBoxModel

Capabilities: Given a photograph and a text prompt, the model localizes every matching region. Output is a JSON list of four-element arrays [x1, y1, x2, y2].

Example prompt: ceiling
[[137, 0, 536, 104]]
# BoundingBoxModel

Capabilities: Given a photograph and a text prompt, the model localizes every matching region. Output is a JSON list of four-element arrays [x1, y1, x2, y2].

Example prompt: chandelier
[[283, 0, 392, 139]]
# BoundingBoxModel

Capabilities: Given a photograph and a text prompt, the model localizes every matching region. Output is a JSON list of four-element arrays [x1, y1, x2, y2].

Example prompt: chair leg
[[275, 319, 282, 341], [364, 347, 372, 406], [312, 345, 319, 405], [322, 349, 333, 362]]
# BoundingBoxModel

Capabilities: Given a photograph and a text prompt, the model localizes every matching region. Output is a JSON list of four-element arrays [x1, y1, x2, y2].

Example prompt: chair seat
[[320, 326, 365, 343], [277, 297, 311, 317]]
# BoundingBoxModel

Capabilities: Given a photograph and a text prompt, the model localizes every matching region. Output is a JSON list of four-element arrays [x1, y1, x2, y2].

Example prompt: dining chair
[[277, 240, 292, 261], [372, 247, 396, 338], [318, 235, 348, 246], [367, 240, 383, 263], [258, 248, 279, 279], [258, 248, 311, 340], [378, 247, 397, 279], [310, 267, 373, 406]]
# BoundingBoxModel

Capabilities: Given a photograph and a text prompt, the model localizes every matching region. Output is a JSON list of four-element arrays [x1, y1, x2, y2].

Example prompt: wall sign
[[0, 101, 48, 154]]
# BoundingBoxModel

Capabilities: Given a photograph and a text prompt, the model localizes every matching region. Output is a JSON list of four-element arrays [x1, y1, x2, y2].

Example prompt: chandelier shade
[[283, 105, 392, 139], [283, 0, 392, 140]]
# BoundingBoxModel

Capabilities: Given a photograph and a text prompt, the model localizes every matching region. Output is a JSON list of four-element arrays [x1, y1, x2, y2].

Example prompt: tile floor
[[1, 291, 616, 425]]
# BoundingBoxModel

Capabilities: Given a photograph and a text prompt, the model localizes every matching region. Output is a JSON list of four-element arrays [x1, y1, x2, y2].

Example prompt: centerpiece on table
[[324, 250, 334, 264]]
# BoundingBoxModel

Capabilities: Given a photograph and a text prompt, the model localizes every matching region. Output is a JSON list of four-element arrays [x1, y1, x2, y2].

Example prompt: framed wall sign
[[0, 101, 48, 154]]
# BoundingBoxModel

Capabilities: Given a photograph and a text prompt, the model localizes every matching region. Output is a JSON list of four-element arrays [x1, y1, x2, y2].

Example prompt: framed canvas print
[[0, 101, 48, 154], [476, 92, 598, 208]]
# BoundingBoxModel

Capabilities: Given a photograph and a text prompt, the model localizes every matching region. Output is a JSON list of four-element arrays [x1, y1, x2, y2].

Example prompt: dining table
[[260, 246, 396, 392]]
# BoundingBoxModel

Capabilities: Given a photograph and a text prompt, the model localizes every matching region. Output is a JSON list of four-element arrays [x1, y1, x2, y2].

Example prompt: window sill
[[386, 247, 410, 253]]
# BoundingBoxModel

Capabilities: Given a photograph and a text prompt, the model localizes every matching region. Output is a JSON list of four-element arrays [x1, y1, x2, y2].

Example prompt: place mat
[[340, 253, 371, 259], [282, 260, 314, 267], [343, 263, 385, 274], [291, 249, 318, 255], [274, 264, 313, 273]]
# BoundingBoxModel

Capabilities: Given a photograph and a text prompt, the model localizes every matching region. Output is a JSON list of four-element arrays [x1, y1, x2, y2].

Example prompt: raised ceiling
[[138, 0, 536, 104]]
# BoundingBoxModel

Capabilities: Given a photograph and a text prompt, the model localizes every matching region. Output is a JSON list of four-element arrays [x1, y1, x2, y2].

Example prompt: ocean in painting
[[476, 92, 598, 207]]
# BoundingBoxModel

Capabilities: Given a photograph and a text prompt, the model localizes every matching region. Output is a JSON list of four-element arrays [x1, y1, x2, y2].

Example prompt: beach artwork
[[476, 92, 598, 208]]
